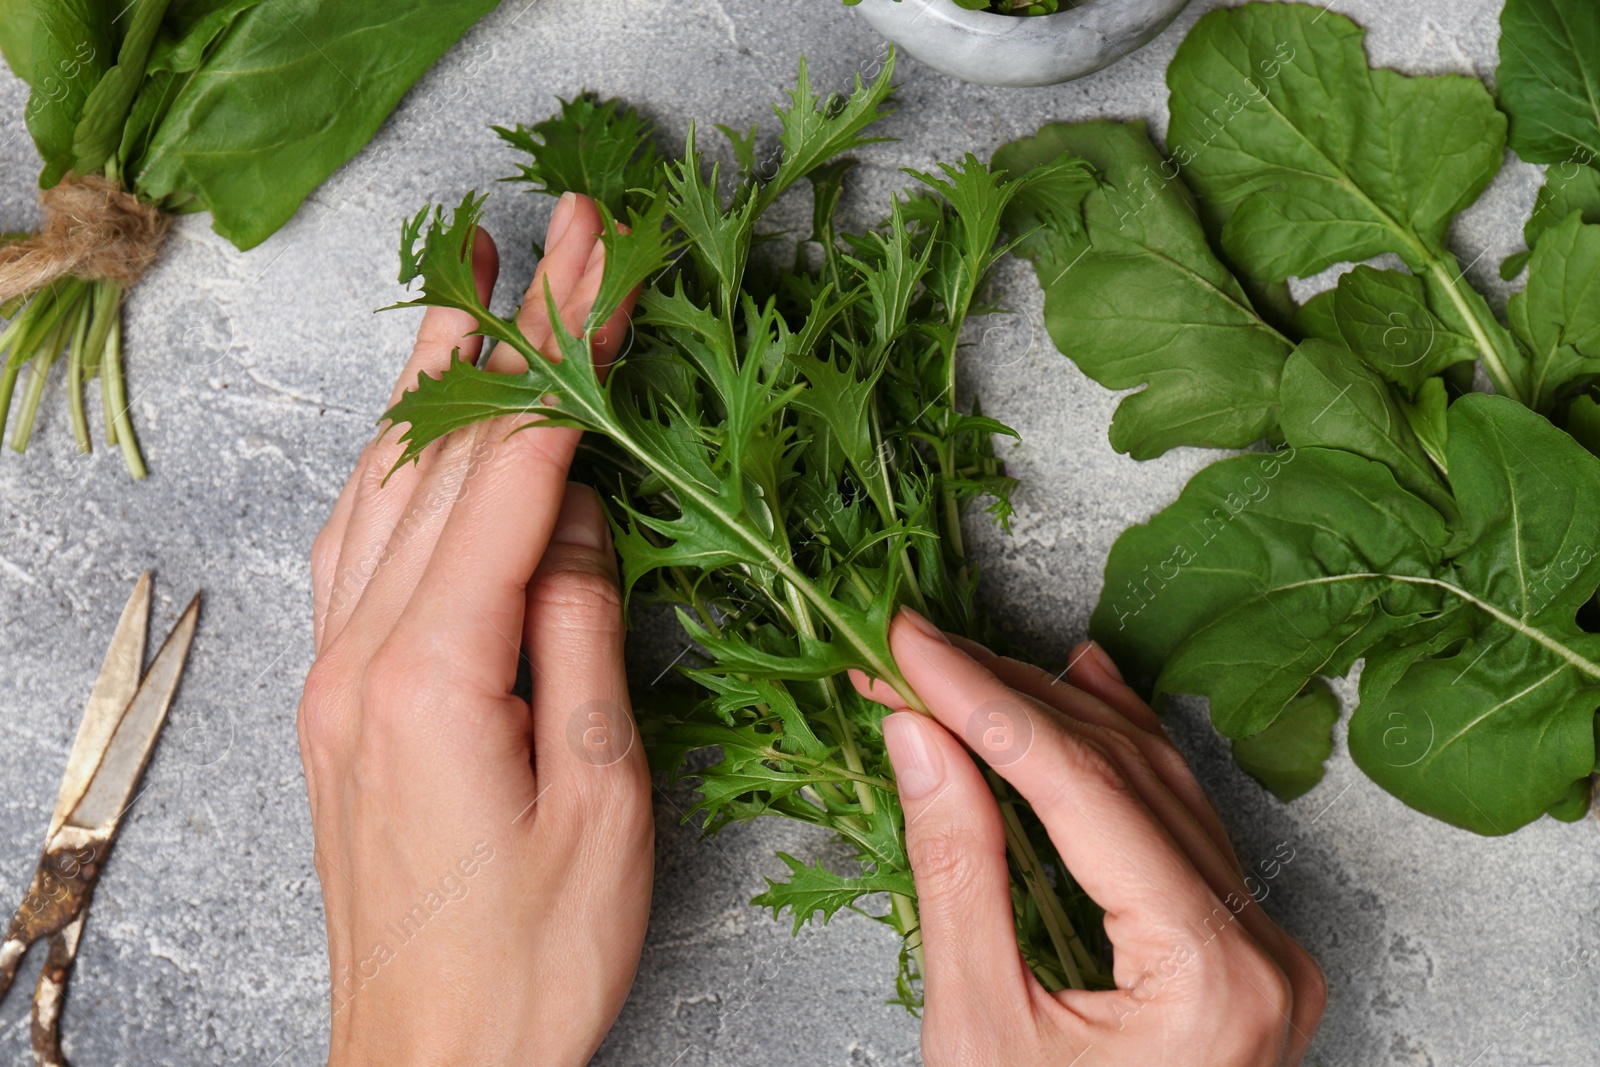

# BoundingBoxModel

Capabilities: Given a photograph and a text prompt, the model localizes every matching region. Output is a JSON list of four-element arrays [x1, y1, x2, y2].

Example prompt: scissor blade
[[47, 573, 151, 840], [64, 594, 199, 835]]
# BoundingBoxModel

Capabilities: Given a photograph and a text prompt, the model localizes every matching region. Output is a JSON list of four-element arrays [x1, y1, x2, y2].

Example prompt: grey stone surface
[[0, 0, 1594, 1064]]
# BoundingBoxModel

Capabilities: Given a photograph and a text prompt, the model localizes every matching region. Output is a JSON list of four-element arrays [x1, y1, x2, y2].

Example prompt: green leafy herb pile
[[1000, 0, 1600, 835], [383, 54, 1113, 1004], [0, 0, 500, 476]]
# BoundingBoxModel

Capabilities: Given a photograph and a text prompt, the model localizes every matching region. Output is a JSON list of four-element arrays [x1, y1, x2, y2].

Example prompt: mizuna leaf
[[1230, 680, 1340, 802], [752, 853, 917, 935], [755, 52, 897, 214], [996, 119, 1294, 457], [1496, 0, 1600, 166], [494, 93, 662, 218]]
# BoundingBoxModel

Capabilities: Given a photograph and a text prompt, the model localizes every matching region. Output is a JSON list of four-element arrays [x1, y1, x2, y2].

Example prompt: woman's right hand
[[851, 609, 1327, 1066]]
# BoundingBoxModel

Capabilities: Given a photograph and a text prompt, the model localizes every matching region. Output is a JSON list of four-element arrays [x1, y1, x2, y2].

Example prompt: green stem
[[65, 293, 92, 453], [11, 310, 74, 452], [101, 312, 146, 479], [987, 769, 1091, 988]]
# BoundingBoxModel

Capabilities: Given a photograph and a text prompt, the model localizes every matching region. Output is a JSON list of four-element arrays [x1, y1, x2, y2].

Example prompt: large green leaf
[[1091, 446, 1448, 725], [996, 120, 1294, 458], [1501, 165, 1600, 279], [1166, 3, 1527, 404], [1496, 0, 1600, 166], [1507, 213, 1600, 411], [70, 0, 172, 174], [134, 0, 499, 250], [0, 0, 38, 84], [1278, 338, 1455, 519], [25, 0, 118, 186], [1231, 680, 1340, 802], [1329, 266, 1479, 397], [1349, 396, 1600, 833]]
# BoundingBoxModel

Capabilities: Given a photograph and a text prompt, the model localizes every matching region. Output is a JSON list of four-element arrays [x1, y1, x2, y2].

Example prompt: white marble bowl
[[852, 0, 1192, 87]]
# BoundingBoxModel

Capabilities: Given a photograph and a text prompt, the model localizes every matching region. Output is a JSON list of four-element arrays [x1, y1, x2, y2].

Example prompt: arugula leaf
[[1231, 680, 1339, 802], [1098, 394, 1600, 831], [1166, 3, 1528, 405], [1496, 0, 1600, 166], [1329, 266, 1479, 396], [1348, 396, 1600, 833], [494, 94, 662, 219], [1501, 165, 1600, 279], [135, 0, 499, 249], [1278, 338, 1456, 519], [1506, 213, 1600, 411], [997, 119, 1294, 457]]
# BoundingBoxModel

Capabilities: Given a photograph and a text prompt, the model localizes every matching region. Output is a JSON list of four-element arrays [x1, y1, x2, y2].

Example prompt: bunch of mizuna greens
[[0, 0, 499, 476], [1000, 0, 1600, 836], [384, 55, 1112, 1004]]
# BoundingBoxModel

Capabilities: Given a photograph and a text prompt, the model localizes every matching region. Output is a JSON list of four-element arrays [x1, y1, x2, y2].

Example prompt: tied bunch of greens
[[383, 54, 1113, 1004], [0, 0, 500, 476], [1000, 0, 1600, 835]]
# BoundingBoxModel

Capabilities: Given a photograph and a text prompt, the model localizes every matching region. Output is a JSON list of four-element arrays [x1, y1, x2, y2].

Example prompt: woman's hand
[[297, 193, 650, 1067], [853, 610, 1327, 1067]]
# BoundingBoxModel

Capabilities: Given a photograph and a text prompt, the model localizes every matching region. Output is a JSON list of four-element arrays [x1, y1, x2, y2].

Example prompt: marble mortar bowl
[[851, 0, 1192, 87]]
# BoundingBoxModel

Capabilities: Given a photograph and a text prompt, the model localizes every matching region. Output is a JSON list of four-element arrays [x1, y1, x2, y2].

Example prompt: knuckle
[[298, 659, 355, 758], [908, 824, 988, 900], [1288, 941, 1328, 1019], [1055, 733, 1135, 802], [528, 562, 623, 630]]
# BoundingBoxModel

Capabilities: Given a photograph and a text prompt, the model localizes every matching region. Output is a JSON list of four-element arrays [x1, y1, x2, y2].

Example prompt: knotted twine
[[0, 175, 170, 303]]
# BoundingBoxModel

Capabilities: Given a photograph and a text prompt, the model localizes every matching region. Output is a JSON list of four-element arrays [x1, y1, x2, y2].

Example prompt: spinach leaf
[[26, 0, 118, 187], [1231, 680, 1340, 802], [1496, 0, 1600, 166], [1166, 3, 1527, 404], [71, 0, 174, 175], [997, 120, 1294, 457], [1507, 213, 1600, 410], [0, 0, 38, 84], [135, 0, 499, 249]]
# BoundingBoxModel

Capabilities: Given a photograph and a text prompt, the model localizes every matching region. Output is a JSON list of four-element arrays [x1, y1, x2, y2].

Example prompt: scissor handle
[[0, 840, 102, 1008]]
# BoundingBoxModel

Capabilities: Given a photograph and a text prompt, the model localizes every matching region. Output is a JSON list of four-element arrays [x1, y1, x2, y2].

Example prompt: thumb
[[883, 710, 1032, 1015]]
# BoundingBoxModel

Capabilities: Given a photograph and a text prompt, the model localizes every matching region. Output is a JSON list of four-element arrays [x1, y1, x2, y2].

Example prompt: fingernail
[[546, 192, 578, 251], [884, 713, 944, 799], [1087, 641, 1124, 684], [552, 484, 609, 551], [899, 607, 949, 645]]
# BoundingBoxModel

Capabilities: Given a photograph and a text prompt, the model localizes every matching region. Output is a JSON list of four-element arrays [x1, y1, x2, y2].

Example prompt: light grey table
[[1, 1, 1593, 1063]]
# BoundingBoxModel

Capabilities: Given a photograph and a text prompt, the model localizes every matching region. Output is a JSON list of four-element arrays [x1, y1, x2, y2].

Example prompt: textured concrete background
[[1, 0, 1595, 1064]]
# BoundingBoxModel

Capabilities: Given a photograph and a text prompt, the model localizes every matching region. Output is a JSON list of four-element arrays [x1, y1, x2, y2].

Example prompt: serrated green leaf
[[752, 853, 916, 935], [495, 93, 661, 217], [755, 52, 896, 214]]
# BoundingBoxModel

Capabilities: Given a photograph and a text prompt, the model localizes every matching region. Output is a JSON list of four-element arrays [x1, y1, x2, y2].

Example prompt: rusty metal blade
[[64, 594, 199, 835], [47, 574, 151, 840]]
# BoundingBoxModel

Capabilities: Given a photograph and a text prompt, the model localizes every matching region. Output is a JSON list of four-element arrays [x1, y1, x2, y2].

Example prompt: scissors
[[0, 573, 199, 1067]]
